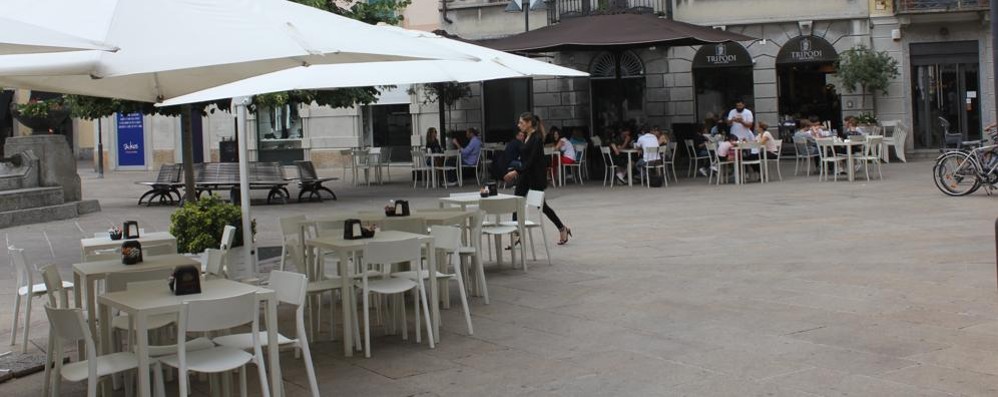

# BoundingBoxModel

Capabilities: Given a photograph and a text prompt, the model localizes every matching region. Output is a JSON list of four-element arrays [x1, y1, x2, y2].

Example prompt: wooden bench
[[194, 162, 293, 204], [135, 164, 183, 206]]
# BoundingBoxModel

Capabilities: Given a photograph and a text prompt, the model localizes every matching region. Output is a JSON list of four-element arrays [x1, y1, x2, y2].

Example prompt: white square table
[[80, 231, 176, 257], [437, 192, 520, 210], [98, 278, 283, 397], [832, 139, 865, 182], [306, 230, 438, 356], [72, 254, 198, 350]]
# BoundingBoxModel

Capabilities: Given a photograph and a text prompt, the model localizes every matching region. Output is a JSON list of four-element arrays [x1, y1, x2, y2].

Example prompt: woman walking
[[503, 112, 572, 245]]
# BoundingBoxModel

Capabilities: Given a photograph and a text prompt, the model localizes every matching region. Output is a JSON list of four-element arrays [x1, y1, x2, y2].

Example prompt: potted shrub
[[10, 97, 71, 133], [169, 195, 256, 254], [854, 112, 879, 128]]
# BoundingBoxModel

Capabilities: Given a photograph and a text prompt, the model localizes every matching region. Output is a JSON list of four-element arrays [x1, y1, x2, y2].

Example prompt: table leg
[[627, 156, 633, 187], [338, 249, 353, 357], [428, 240, 440, 344], [135, 312, 150, 397], [87, 277, 100, 350], [735, 154, 741, 185], [266, 297, 283, 397], [73, 272, 85, 357], [847, 146, 855, 182], [99, 301, 113, 396]]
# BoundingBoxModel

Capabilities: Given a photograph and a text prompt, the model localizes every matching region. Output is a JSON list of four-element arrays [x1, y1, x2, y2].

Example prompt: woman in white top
[[756, 121, 779, 159], [551, 129, 576, 165]]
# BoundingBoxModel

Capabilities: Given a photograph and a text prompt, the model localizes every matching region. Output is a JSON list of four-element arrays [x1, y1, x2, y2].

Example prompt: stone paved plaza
[[1, 159, 997, 396]]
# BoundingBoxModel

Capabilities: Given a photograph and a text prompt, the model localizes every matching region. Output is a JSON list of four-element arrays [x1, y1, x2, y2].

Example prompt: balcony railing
[[895, 0, 989, 13], [546, 0, 667, 24]]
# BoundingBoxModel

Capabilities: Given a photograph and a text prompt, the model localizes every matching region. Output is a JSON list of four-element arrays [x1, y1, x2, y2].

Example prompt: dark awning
[[479, 13, 755, 53]]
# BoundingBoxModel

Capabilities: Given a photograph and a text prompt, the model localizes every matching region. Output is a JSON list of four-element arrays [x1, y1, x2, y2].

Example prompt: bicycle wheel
[[933, 152, 981, 196]]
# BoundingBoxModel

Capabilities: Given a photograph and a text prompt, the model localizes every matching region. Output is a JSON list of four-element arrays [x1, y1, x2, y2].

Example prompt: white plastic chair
[[738, 142, 764, 184], [480, 197, 527, 271], [392, 226, 473, 335], [285, 243, 341, 343], [562, 146, 586, 185], [203, 248, 229, 279], [220, 225, 237, 250], [105, 269, 178, 349], [359, 238, 434, 358], [882, 122, 908, 163], [599, 146, 619, 188], [685, 139, 710, 178], [9, 246, 73, 353], [213, 271, 320, 397], [457, 210, 489, 305], [857, 135, 884, 180], [411, 149, 431, 189], [157, 292, 270, 397], [501, 190, 551, 266], [705, 142, 735, 185], [763, 139, 784, 182], [43, 306, 138, 397], [662, 141, 679, 183], [815, 138, 846, 182], [793, 136, 818, 176], [278, 215, 306, 271], [640, 146, 666, 188]]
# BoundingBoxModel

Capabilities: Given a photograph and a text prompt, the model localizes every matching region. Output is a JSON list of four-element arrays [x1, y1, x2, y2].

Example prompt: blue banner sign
[[116, 113, 145, 166]]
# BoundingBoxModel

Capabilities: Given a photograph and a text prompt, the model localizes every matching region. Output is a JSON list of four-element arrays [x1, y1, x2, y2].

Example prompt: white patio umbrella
[[0, 1, 476, 353], [161, 26, 588, 106], [0, 17, 118, 55], [0, 0, 475, 102]]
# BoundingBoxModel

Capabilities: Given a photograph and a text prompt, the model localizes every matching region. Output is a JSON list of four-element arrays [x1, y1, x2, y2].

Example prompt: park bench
[[194, 162, 293, 204], [294, 160, 338, 202], [135, 164, 183, 206]]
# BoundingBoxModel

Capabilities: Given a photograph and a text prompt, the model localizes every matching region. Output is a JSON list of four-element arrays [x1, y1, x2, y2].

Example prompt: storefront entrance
[[370, 104, 413, 162], [776, 36, 841, 132], [589, 51, 644, 132], [693, 42, 754, 123], [910, 41, 981, 149]]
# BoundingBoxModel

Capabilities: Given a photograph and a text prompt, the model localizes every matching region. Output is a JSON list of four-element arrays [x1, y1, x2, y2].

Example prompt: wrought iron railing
[[895, 0, 989, 13], [546, 0, 667, 24]]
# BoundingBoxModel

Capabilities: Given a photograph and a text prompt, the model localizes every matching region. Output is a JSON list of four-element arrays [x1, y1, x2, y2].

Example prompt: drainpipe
[[665, 0, 673, 19], [442, 0, 453, 24]]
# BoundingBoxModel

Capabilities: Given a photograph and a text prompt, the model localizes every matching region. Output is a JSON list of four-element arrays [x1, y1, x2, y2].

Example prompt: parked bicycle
[[933, 124, 998, 196]]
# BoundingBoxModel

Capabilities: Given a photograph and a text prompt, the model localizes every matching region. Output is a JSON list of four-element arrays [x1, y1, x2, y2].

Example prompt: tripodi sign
[[693, 42, 752, 69], [777, 35, 838, 64]]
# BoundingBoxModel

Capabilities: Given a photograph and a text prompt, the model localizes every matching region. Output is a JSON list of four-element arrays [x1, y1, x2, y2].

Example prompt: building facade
[[7, 0, 993, 172]]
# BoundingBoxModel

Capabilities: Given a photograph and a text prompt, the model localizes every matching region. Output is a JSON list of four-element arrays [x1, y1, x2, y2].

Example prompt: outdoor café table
[[437, 192, 521, 210], [72, 253, 197, 352], [80, 231, 176, 257], [98, 277, 283, 397], [305, 230, 438, 356], [833, 138, 865, 182], [620, 148, 640, 186]]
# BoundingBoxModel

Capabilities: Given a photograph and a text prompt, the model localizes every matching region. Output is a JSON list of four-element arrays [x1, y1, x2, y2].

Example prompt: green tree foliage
[[835, 45, 900, 115]]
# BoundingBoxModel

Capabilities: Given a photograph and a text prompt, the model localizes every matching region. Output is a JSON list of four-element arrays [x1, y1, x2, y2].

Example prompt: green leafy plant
[[411, 82, 473, 136], [15, 97, 66, 118], [169, 195, 256, 254], [835, 45, 900, 116], [854, 112, 878, 125]]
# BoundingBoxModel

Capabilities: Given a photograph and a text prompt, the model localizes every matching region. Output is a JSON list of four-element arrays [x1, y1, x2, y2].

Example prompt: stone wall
[[3, 135, 81, 202]]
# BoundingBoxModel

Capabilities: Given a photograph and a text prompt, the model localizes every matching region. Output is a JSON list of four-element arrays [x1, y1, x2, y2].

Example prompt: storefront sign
[[693, 42, 752, 68], [777, 35, 838, 64], [116, 112, 145, 167]]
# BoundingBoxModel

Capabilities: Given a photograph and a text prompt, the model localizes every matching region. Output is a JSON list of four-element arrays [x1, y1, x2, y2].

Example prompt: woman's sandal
[[557, 227, 572, 245], [504, 234, 521, 250]]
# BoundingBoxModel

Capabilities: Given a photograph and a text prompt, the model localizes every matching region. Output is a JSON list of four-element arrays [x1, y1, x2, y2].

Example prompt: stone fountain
[[0, 135, 100, 228]]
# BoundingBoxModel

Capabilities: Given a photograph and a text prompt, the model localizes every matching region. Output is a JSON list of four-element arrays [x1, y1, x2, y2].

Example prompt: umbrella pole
[[181, 105, 197, 203], [235, 97, 256, 278]]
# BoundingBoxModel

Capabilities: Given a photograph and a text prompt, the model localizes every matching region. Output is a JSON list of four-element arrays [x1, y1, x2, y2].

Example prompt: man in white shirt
[[726, 99, 756, 142], [635, 128, 662, 181]]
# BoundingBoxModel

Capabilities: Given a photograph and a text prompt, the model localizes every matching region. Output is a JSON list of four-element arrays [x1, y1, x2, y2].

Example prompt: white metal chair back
[[220, 225, 237, 250], [641, 145, 660, 161], [599, 146, 616, 166], [525, 189, 545, 209], [479, 197, 521, 223], [279, 216, 305, 240], [45, 306, 95, 359], [866, 136, 884, 157], [380, 217, 428, 235]]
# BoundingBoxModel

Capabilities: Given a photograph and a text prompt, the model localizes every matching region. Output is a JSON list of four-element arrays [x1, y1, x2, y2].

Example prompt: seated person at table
[[716, 133, 738, 163], [608, 128, 634, 183], [569, 128, 587, 148], [756, 121, 780, 159], [809, 116, 834, 138], [491, 130, 525, 181], [843, 116, 866, 137], [425, 127, 443, 153], [635, 127, 663, 180], [446, 128, 482, 184], [549, 129, 577, 179]]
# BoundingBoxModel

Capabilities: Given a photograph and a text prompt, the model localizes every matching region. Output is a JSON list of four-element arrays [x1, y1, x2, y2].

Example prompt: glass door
[[912, 63, 981, 149]]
